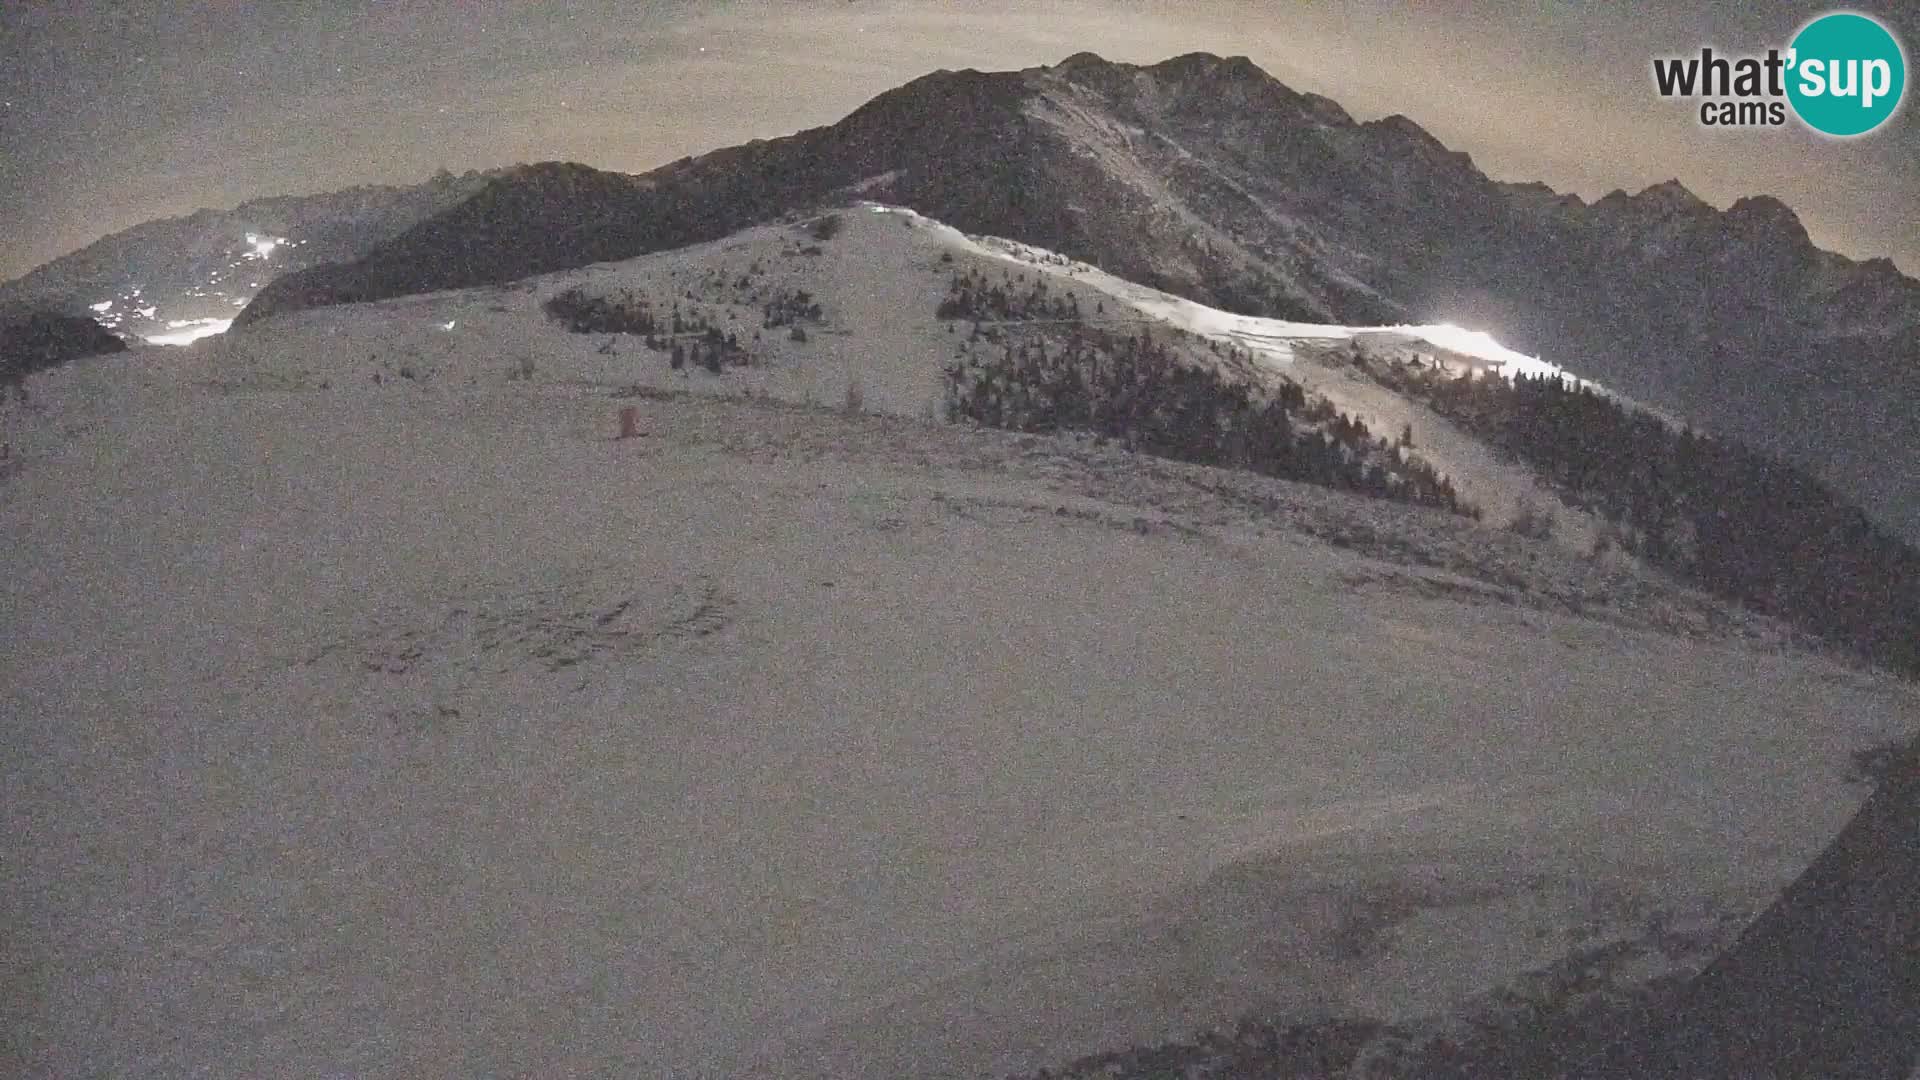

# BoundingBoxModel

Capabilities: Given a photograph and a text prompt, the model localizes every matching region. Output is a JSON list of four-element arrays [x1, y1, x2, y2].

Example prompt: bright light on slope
[[90, 300, 113, 313], [1394, 323, 1600, 386], [244, 233, 282, 259], [1409, 324, 1528, 367], [145, 318, 232, 346], [867, 203, 1680, 428]]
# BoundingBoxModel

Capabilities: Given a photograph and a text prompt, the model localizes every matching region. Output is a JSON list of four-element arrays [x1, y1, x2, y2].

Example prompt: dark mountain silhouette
[[232, 52, 1920, 543], [0, 310, 126, 387], [1566, 734, 1919, 1079]]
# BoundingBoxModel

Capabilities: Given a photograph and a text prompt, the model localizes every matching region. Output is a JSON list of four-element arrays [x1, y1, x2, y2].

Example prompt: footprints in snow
[[315, 569, 737, 685]]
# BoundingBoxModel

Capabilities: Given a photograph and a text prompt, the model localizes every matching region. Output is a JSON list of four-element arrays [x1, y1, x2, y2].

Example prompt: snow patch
[[144, 318, 232, 346]]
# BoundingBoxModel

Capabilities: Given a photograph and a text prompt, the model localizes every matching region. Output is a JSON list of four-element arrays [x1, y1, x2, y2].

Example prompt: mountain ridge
[[238, 51, 1919, 335], [0, 170, 498, 340], [36, 49, 1920, 539]]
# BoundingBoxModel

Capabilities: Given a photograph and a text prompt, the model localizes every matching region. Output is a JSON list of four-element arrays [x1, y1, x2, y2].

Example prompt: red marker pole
[[618, 406, 639, 440]]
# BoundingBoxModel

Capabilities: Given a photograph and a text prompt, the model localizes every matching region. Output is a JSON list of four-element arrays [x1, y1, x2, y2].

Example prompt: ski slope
[[862, 203, 1587, 381], [171, 204, 1630, 546], [865, 202, 1690, 425], [842, 203, 1680, 545], [5, 206, 1917, 1078]]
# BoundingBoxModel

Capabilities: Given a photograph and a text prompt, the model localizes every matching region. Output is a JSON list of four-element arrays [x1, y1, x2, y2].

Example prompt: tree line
[[543, 286, 749, 372], [1403, 363, 1920, 675], [941, 320, 1475, 518]]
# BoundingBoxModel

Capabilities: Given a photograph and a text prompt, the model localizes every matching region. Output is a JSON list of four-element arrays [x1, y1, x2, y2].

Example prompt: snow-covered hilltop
[[873, 203, 1664, 544], [5, 202, 1915, 1078], [224, 54, 1920, 548], [172, 204, 1616, 545]]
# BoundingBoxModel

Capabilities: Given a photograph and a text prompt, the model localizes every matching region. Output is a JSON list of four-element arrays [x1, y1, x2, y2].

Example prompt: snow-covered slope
[[5, 207, 1915, 1079], [895, 205, 1581, 380], [894, 202, 1687, 548], [196, 204, 1623, 549]]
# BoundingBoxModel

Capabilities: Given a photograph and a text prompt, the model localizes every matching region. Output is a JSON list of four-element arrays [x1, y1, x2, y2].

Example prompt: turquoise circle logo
[[1786, 12, 1907, 136]]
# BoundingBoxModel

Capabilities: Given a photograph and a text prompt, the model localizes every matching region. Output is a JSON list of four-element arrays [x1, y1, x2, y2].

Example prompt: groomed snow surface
[[5, 206, 1916, 1078]]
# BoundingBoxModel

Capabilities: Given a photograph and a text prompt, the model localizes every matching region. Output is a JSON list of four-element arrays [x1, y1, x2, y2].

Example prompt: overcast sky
[[2, 0, 1915, 280]]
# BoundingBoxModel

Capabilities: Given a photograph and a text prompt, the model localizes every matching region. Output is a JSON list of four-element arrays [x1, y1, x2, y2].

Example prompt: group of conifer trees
[[543, 287, 747, 373], [936, 268, 1086, 323], [761, 287, 823, 329], [941, 322, 1474, 517], [1407, 365, 1920, 675]]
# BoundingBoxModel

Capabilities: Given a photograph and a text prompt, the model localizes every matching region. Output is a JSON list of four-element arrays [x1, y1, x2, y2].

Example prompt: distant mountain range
[[0, 170, 494, 341], [11, 51, 1918, 541]]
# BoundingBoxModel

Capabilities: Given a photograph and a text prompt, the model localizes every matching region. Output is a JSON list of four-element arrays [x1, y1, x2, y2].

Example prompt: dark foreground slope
[[1567, 734, 1920, 1079], [0, 310, 125, 387]]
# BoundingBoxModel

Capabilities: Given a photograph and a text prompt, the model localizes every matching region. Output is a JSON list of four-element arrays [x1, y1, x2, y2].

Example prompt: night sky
[[2, 0, 1916, 280]]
